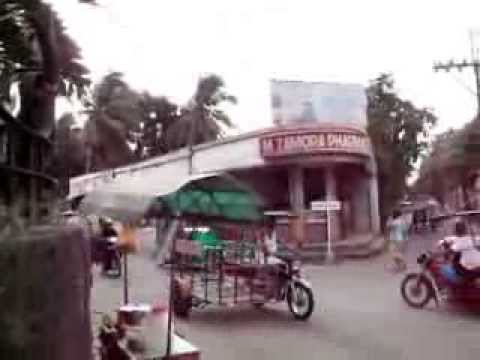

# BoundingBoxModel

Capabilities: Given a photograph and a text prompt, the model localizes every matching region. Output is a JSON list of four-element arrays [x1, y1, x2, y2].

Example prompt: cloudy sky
[[51, 0, 480, 135]]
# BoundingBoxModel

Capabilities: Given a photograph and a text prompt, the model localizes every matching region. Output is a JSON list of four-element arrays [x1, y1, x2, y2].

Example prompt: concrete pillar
[[0, 225, 92, 360], [352, 177, 372, 233], [288, 166, 305, 247], [288, 166, 304, 211], [325, 166, 338, 201], [325, 165, 340, 242], [368, 159, 381, 234]]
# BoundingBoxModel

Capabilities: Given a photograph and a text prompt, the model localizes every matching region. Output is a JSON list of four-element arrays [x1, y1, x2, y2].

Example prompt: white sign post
[[311, 201, 341, 263]]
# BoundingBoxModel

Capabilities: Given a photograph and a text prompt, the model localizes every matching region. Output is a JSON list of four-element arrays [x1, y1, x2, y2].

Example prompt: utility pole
[[433, 32, 480, 116]]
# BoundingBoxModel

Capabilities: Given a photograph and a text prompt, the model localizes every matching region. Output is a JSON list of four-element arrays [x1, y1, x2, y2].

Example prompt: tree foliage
[[367, 74, 437, 225], [57, 73, 237, 176], [0, 0, 90, 108], [0, 0, 92, 235], [415, 115, 480, 208], [164, 74, 237, 150], [139, 93, 179, 157], [81, 72, 142, 171]]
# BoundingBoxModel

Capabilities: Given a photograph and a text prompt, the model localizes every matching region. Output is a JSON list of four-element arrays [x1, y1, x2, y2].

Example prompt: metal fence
[[0, 109, 58, 230]]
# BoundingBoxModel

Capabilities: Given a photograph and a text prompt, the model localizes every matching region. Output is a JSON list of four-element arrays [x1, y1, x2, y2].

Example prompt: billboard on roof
[[270, 80, 367, 128]]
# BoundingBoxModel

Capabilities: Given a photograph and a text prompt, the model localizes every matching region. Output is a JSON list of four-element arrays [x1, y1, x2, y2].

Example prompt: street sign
[[311, 200, 342, 211]]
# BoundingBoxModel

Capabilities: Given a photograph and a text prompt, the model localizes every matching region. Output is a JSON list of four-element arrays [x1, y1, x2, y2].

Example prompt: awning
[[80, 171, 264, 223]]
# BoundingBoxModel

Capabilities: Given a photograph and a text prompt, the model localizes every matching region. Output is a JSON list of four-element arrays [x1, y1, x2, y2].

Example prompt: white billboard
[[270, 80, 367, 127]]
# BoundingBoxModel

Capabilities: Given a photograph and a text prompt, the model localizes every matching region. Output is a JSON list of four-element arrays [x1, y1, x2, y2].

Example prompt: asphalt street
[[91, 228, 480, 360]]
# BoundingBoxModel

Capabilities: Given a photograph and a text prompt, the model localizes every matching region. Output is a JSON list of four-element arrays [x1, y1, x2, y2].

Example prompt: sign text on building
[[260, 130, 369, 158]]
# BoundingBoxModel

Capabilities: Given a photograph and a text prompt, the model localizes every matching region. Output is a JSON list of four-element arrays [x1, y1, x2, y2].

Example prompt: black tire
[[287, 282, 314, 320], [400, 273, 433, 309]]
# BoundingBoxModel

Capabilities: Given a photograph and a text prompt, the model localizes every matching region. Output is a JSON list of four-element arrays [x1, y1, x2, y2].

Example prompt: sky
[[51, 0, 480, 135]]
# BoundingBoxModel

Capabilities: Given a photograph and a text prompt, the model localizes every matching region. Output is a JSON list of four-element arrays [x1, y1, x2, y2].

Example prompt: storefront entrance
[[231, 160, 375, 246]]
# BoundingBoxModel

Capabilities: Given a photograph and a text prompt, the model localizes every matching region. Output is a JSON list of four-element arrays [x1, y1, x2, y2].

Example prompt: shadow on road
[[181, 305, 313, 328]]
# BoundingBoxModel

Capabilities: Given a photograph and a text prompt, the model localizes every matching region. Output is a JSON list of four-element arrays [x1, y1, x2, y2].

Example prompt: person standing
[[387, 209, 409, 272]]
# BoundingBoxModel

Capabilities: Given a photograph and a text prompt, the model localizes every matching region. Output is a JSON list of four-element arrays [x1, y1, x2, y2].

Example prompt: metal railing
[[0, 108, 58, 229]]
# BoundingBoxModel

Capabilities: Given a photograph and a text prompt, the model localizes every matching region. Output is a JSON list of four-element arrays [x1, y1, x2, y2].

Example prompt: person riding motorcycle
[[99, 217, 119, 273], [438, 220, 480, 284]]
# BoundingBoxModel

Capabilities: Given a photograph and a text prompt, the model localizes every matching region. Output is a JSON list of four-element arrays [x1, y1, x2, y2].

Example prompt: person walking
[[387, 209, 409, 272]]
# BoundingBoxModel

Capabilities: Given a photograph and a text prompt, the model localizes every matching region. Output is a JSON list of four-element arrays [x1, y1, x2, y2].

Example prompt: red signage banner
[[260, 130, 370, 158]]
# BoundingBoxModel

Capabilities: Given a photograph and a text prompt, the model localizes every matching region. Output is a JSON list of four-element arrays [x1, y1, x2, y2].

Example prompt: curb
[[299, 235, 388, 264], [341, 235, 387, 260]]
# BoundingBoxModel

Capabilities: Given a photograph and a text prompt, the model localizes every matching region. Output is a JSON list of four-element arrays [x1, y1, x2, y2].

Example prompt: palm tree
[[0, 0, 91, 235], [138, 93, 179, 158], [83, 72, 143, 172], [164, 74, 237, 152]]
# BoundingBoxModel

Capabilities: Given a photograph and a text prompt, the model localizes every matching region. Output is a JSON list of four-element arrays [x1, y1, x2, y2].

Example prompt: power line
[[433, 33, 480, 116]]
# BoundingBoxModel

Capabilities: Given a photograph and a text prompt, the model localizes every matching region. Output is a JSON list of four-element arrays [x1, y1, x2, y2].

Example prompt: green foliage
[[165, 74, 237, 150], [139, 93, 179, 157], [0, 0, 90, 104], [82, 72, 142, 171], [55, 73, 238, 178], [367, 74, 437, 224], [415, 116, 480, 206]]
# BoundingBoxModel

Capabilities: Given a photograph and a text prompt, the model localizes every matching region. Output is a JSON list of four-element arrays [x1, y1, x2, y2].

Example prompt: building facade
[[70, 80, 380, 248]]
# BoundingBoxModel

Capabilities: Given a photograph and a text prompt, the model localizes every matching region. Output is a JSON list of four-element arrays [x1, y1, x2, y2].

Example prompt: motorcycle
[[92, 235, 122, 278], [272, 252, 315, 320], [401, 210, 480, 309], [401, 250, 480, 308], [102, 236, 122, 278]]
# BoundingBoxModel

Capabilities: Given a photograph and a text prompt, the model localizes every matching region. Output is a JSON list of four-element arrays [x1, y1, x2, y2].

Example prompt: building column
[[325, 165, 338, 201], [325, 165, 340, 241], [288, 166, 305, 247], [288, 166, 304, 212], [367, 159, 381, 234]]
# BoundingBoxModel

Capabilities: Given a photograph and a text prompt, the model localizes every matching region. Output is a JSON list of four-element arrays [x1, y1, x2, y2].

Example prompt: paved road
[[92, 229, 480, 360]]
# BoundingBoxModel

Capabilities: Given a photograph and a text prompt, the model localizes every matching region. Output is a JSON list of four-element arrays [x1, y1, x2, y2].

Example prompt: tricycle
[[172, 223, 315, 320]]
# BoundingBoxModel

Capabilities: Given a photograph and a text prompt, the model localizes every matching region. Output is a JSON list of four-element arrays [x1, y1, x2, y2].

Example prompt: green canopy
[[80, 172, 264, 223], [162, 189, 263, 222]]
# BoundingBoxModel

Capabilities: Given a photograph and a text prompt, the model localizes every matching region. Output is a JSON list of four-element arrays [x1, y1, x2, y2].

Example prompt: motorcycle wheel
[[287, 282, 314, 320], [400, 273, 433, 308]]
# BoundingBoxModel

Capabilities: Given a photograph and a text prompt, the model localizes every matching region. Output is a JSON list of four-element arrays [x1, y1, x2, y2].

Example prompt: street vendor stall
[[80, 172, 266, 359]]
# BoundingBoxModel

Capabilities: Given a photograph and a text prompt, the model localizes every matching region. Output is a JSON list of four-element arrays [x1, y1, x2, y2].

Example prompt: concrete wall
[[0, 225, 92, 360], [194, 135, 264, 172]]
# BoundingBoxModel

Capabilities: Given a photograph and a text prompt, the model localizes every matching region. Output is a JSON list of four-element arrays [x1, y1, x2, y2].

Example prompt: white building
[[70, 80, 380, 250]]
